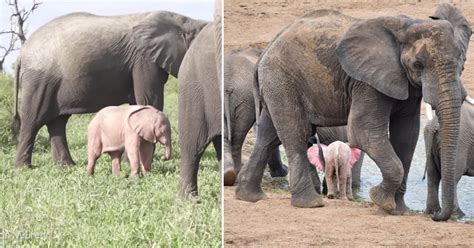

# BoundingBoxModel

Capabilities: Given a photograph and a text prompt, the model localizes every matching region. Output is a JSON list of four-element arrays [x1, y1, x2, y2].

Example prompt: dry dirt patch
[[224, 0, 474, 246]]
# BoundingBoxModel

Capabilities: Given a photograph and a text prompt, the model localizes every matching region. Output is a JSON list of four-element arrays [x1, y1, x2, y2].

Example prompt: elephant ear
[[348, 147, 361, 169], [336, 16, 412, 100], [132, 12, 206, 77], [430, 4, 472, 62], [128, 106, 159, 143]]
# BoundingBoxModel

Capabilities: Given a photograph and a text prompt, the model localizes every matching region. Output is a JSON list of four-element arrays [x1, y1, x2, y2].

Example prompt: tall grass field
[[0, 74, 221, 246]]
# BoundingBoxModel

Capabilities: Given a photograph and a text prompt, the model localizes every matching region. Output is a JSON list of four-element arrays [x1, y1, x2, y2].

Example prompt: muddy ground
[[224, 0, 474, 246]]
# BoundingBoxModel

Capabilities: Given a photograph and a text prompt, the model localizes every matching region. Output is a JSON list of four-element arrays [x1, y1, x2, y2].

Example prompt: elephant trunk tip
[[162, 142, 172, 161]]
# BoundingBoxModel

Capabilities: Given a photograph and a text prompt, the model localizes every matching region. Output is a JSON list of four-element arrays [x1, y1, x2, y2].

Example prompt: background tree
[[0, 0, 41, 72]]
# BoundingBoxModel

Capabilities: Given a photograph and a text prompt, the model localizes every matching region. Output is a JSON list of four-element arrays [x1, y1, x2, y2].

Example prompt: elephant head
[[128, 106, 172, 161], [336, 4, 471, 221], [132, 11, 208, 77]]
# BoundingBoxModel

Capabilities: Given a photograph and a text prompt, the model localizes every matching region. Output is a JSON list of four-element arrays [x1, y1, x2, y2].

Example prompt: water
[[357, 117, 474, 221]]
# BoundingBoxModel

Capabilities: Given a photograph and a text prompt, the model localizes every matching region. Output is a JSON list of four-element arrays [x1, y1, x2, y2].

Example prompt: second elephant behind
[[424, 101, 474, 218]]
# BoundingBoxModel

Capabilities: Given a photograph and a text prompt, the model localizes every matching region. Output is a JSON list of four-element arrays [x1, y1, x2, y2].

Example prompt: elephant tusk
[[425, 102, 434, 121], [465, 95, 474, 105]]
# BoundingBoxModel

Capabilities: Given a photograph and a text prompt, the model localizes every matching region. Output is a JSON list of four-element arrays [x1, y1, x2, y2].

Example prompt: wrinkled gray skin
[[424, 101, 474, 218], [177, 1, 221, 198], [223, 48, 288, 186], [13, 11, 207, 167], [222, 48, 364, 187], [236, 5, 471, 221]]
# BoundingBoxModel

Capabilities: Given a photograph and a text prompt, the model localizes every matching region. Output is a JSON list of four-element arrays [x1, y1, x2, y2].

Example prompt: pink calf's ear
[[128, 106, 158, 143], [349, 147, 362, 169], [307, 144, 325, 172]]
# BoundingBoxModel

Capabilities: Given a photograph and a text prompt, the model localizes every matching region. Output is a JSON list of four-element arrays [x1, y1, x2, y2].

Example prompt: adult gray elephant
[[222, 48, 364, 186], [424, 99, 474, 218], [236, 4, 471, 221], [223, 48, 288, 186], [177, 1, 221, 198], [13, 11, 207, 167]]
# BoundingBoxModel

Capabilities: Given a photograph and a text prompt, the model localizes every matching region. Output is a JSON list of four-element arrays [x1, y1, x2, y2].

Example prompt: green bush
[[0, 73, 15, 150]]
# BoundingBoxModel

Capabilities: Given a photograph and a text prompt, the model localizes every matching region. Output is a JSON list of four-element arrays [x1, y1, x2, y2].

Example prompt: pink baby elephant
[[87, 105, 172, 176], [307, 141, 361, 200]]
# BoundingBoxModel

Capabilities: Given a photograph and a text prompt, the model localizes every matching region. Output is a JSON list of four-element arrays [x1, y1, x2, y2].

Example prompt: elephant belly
[[57, 72, 133, 114]]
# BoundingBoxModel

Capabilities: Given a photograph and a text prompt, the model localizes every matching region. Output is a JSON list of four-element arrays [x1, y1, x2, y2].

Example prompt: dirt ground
[[224, 0, 474, 246]]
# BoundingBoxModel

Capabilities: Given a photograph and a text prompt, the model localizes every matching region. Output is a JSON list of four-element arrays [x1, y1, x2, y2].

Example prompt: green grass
[[0, 75, 221, 246]]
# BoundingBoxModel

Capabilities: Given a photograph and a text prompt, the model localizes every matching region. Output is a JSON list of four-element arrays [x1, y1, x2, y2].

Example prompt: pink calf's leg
[[140, 143, 155, 175], [86, 134, 101, 176], [325, 166, 336, 199], [110, 151, 123, 176]]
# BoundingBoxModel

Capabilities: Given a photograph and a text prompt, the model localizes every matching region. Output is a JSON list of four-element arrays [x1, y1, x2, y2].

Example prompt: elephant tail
[[315, 133, 326, 169], [224, 90, 232, 141], [11, 58, 21, 137], [252, 61, 262, 126]]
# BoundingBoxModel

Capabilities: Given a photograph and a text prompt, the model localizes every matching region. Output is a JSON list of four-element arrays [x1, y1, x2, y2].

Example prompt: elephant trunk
[[160, 134, 172, 161], [164, 140, 172, 161], [432, 74, 462, 221]]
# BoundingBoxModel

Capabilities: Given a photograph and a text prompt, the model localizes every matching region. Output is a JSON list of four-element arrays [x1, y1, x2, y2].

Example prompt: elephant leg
[[322, 177, 328, 195], [178, 140, 208, 199], [453, 183, 465, 217], [132, 59, 167, 111], [86, 147, 101, 176], [325, 166, 335, 199], [110, 151, 123, 176], [266, 106, 323, 208], [223, 139, 236, 186], [348, 91, 401, 211], [308, 163, 321, 194], [125, 139, 141, 177], [15, 122, 42, 167], [425, 154, 441, 214], [339, 169, 348, 200], [347, 175, 354, 200], [212, 135, 222, 161], [140, 143, 154, 175], [46, 115, 75, 165], [267, 146, 288, 178], [389, 101, 421, 215], [178, 118, 211, 198], [225, 116, 254, 185], [235, 109, 281, 202], [351, 152, 364, 189]]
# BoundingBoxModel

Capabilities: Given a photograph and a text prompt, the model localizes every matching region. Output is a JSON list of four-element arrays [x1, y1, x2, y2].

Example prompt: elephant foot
[[223, 168, 237, 186], [52, 152, 76, 166], [425, 205, 441, 215], [270, 164, 288, 178], [369, 184, 396, 211], [327, 194, 335, 199], [291, 188, 324, 208], [56, 159, 76, 166], [388, 196, 408, 215], [235, 185, 267, 203], [15, 163, 34, 169]]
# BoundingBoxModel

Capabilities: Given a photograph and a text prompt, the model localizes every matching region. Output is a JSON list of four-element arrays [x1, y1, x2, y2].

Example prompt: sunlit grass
[[0, 75, 221, 246]]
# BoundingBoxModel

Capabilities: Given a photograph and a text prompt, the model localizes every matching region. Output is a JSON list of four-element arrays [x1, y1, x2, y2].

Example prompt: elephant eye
[[413, 61, 424, 70]]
